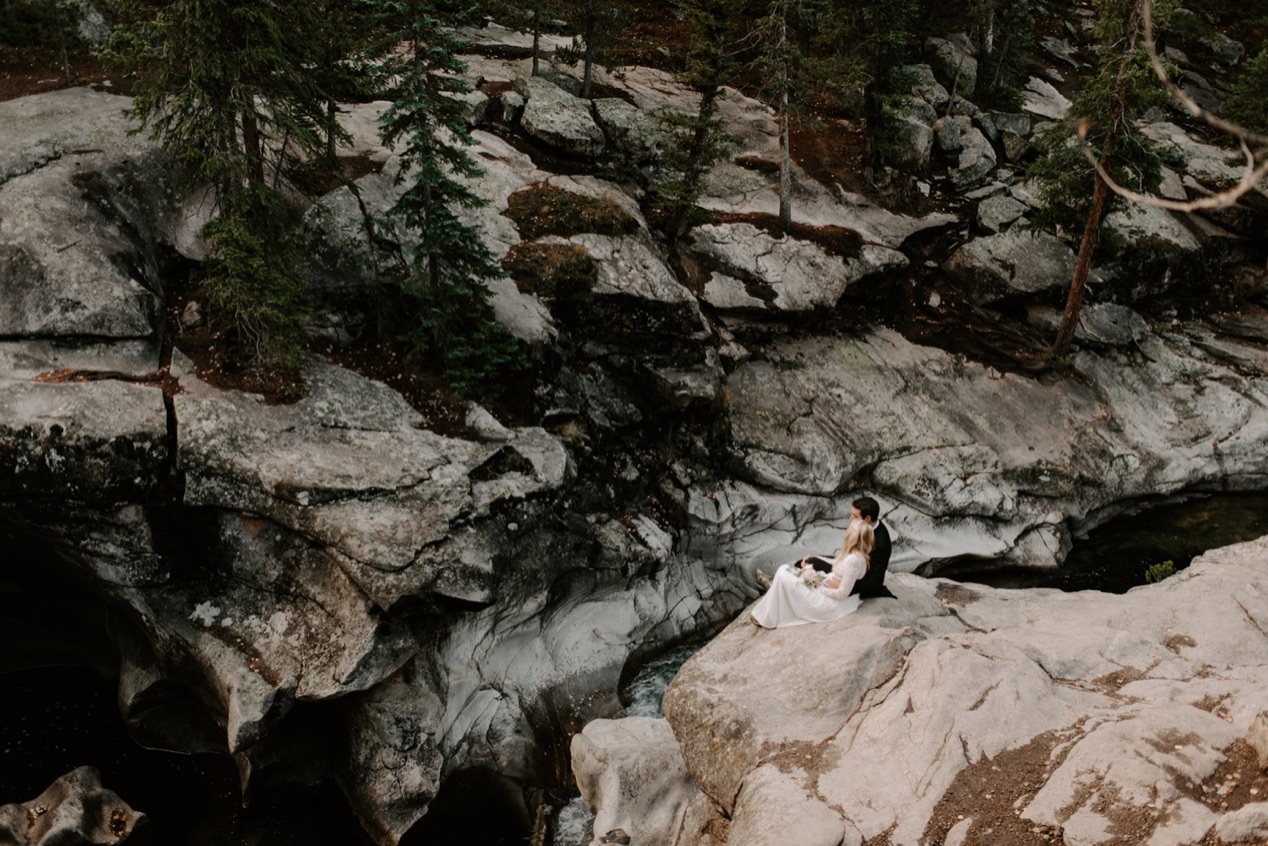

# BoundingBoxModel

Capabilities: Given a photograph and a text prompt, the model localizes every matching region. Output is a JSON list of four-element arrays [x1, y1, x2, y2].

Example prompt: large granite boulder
[[514, 76, 606, 158], [172, 354, 570, 609], [944, 229, 1076, 300], [572, 718, 705, 846], [928, 35, 978, 97], [0, 89, 165, 339], [579, 536, 1268, 846]]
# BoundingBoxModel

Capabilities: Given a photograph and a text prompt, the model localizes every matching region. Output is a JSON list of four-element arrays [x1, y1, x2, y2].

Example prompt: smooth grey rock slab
[[514, 76, 605, 157], [572, 718, 703, 846], [1022, 76, 1072, 120], [944, 229, 1076, 299], [646, 538, 1268, 846], [687, 223, 852, 312]]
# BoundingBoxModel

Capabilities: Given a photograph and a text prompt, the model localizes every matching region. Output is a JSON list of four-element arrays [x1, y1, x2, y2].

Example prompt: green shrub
[[199, 212, 306, 366], [1144, 560, 1176, 584], [502, 242, 596, 300], [1, 0, 81, 48]]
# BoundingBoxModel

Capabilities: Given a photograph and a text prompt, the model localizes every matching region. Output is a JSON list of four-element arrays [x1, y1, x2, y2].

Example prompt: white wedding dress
[[750, 552, 867, 628]]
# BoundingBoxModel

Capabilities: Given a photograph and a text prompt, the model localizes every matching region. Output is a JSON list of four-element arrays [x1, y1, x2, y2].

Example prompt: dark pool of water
[[949, 492, 1268, 593]]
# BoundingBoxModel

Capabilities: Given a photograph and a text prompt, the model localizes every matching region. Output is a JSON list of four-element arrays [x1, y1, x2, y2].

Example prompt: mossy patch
[[502, 242, 597, 300], [504, 183, 639, 240]]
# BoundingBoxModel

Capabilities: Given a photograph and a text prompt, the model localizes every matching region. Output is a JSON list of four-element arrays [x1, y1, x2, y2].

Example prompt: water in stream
[[947, 492, 1268, 593]]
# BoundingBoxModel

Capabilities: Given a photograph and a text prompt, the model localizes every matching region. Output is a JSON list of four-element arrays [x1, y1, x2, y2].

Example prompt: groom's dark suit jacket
[[852, 521, 894, 599]]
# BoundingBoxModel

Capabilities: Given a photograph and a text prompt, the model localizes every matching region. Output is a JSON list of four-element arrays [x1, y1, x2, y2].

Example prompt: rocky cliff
[[575, 535, 1268, 846]]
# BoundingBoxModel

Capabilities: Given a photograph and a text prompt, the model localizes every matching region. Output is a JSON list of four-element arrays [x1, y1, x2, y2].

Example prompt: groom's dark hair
[[853, 496, 880, 523]]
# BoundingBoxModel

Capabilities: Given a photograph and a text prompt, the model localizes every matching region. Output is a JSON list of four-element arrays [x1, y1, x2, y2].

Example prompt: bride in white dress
[[751, 520, 875, 628]]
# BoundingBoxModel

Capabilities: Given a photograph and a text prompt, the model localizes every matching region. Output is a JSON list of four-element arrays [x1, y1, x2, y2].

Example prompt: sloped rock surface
[[642, 537, 1268, 846], [0, 90, 165, 339]]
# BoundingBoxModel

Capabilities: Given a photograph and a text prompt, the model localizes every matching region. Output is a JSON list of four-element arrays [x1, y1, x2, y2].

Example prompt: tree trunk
[[778, 13, 792, 234], [532, 10, 541, 76], [1052, 171, 1110, 356], [326, 99, 338, 164], [581, 0, 596, 99], [242, 111, 266, 186], [1051, 0, 1144, 358]]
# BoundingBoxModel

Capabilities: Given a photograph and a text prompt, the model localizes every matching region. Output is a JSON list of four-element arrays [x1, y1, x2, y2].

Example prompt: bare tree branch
[[1078, 0, 1268, 212]]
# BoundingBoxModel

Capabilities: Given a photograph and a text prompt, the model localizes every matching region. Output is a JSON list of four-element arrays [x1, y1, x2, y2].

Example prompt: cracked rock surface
[[573, 536, 1268, 846]]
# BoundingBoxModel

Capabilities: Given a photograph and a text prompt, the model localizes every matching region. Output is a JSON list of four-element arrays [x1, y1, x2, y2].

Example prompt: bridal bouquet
[[799, 566, 825, 588]]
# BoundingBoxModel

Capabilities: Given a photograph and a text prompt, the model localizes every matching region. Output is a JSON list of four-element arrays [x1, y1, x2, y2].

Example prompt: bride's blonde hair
[[842, 520, 875, 571]]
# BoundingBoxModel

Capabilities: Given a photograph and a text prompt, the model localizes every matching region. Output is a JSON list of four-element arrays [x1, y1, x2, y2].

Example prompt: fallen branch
[[1079, 0, 1268, 211]]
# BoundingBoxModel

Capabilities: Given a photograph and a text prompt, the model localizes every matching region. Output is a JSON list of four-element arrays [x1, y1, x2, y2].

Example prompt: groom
[[851, 496, 894, 599]]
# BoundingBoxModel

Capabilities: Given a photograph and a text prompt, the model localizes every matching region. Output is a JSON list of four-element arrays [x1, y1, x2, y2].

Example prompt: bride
[[751, 520, 875, 628]]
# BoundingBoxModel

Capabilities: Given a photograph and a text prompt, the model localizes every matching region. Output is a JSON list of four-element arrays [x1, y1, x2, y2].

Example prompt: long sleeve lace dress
[[750, 552, 868, 628]]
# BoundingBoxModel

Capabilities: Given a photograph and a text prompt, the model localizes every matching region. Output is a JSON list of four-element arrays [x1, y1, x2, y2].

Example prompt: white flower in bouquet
[[800, 567, 826, 588]]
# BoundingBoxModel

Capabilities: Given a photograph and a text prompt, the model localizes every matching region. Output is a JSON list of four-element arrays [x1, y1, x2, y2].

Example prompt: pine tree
[[480, 0, 562, 76], [101, 0, 335, 363], [755, 0, 802, 233], [1223, 45, 1268, 135], [367, 0, 522, 393], [556, 0, 624, 98], [654, 0, 742, 243], [1028, 0, 1173, 357], [815, 0, 919, 163]]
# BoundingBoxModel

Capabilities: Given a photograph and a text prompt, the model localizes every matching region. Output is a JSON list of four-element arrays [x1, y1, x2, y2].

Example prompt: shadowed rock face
[[570, 536, 1268, 846]]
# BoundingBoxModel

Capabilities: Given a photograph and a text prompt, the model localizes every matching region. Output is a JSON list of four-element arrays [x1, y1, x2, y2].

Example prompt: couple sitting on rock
[[751, 496, 893, 629]]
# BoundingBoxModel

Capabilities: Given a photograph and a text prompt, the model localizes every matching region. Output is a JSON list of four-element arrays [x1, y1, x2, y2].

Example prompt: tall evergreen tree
[[366, 0, 521, 393], [481, 0, 562, 76], [816, 0, 919, 163], [654, 0, 743, 243], [755, 0, 802, 233], [1028, 0, 1174, 356], [556, 0, 623, 98], [102, 0, 336, 362]]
